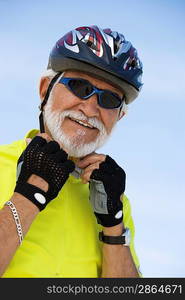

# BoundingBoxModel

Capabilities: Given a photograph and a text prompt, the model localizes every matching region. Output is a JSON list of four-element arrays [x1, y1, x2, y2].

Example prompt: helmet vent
[[86, 40, 93, 47], [114, 43, 119, 55], [130, 59, 137, 68]]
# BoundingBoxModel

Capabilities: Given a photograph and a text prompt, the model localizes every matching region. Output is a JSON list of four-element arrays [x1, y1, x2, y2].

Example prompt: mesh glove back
[[14, 136, 75, 210], [89, 155, 126, 227]]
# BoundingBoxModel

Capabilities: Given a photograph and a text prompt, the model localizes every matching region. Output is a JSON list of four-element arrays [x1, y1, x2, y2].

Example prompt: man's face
[[41, 70, 124, 157]]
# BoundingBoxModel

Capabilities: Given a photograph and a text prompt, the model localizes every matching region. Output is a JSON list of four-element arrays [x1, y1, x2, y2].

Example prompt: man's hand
[[76, 153, 126, 227], [76, 152, 106, 183], [25, 134, 51, 192], [14, 134, 75, 211]]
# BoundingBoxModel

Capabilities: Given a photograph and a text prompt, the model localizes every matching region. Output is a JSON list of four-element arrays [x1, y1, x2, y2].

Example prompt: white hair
[[40, 68, 58, 79]]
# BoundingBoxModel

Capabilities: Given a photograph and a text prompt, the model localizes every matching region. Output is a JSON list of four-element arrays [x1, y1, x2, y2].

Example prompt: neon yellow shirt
[[0, 129, 140, 277]]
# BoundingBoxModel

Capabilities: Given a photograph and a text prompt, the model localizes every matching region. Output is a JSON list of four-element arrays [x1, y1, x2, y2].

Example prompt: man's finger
[[25, 133, 53, 148], [25, 138, 32, 145], [76, 154, 106, 169], [36, 132, 53, 143], [42, 141, 60, 153], [81, 162, 101, 183]]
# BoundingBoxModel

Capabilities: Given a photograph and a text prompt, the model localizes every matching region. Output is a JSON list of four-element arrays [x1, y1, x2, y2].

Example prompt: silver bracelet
[[5, 200, 23, 244]]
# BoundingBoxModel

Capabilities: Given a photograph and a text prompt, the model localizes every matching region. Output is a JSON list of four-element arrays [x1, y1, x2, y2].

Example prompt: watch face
[[123, 228, 131, 246]]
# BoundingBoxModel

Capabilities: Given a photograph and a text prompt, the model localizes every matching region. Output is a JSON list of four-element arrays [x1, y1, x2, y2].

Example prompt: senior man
[[0, 25, 143, 277]]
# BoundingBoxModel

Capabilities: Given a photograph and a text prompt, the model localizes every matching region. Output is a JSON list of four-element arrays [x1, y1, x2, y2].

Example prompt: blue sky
[[0, 0, 185, 277]]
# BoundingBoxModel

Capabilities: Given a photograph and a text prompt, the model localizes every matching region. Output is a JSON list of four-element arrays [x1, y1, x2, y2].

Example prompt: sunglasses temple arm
[[118, 97, 126, 118]]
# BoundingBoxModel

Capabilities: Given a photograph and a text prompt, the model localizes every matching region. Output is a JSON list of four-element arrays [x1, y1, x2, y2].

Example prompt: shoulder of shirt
[[0, 129, 39, 157], [24, 129, 39, 139]]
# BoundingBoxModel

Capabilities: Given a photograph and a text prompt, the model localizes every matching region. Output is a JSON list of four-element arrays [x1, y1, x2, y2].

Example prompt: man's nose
[[77, 94, 100, 118]]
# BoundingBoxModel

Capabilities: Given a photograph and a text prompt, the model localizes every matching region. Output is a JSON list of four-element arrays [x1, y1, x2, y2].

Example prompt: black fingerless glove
[[89, 155, 126, 227], [14, 136, 75, 210]]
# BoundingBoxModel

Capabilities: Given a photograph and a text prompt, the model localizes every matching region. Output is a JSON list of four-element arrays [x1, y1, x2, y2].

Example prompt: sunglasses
[[58, 77, 124, 109]]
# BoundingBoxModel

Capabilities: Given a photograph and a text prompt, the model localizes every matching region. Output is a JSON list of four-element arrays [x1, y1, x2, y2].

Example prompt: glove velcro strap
[[14, 182, 48, 211]]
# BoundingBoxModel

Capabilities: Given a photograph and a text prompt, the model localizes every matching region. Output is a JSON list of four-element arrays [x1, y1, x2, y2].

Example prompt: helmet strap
[[39, 72, 62, 133]]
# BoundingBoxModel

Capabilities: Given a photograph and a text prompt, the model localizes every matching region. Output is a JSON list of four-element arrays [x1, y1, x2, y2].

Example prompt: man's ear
[[39, 77, 50, 101]]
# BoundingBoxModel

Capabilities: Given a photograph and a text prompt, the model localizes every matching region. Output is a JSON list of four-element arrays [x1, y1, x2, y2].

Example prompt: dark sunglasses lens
[[68, 79, 93, 98], [100, 91, 122, 109]]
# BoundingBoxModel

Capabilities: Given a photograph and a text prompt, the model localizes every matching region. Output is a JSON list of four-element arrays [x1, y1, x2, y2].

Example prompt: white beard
[[44, 94, 112, 158]]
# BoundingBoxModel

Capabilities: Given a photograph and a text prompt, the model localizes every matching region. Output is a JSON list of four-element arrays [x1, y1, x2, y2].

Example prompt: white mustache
[[59, 110, 107, 133]]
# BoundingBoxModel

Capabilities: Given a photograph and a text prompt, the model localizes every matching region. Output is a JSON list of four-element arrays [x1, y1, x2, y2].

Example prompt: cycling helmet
[[47, 25, 143, 104]]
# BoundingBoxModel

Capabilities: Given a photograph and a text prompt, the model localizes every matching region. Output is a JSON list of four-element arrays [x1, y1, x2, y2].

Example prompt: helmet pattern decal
[[56, 26, 142, 72], [57, 26, 106, 57]]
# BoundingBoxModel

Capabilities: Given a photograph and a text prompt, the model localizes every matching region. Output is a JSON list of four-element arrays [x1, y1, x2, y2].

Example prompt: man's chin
[[46, 126, 109, 157], [49, 130, 97, 157], [62, 143, 97, 158]]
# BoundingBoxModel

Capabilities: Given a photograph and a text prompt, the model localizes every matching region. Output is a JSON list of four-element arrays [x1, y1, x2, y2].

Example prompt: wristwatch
[[99, 228, 130, 246]]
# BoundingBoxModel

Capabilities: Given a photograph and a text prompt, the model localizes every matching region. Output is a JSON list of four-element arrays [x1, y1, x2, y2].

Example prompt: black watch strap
[[99, 229, 128, 245]]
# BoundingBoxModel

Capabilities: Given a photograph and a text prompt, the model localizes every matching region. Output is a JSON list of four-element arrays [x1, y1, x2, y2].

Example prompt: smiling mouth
[[67, 117, 97, 130]]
